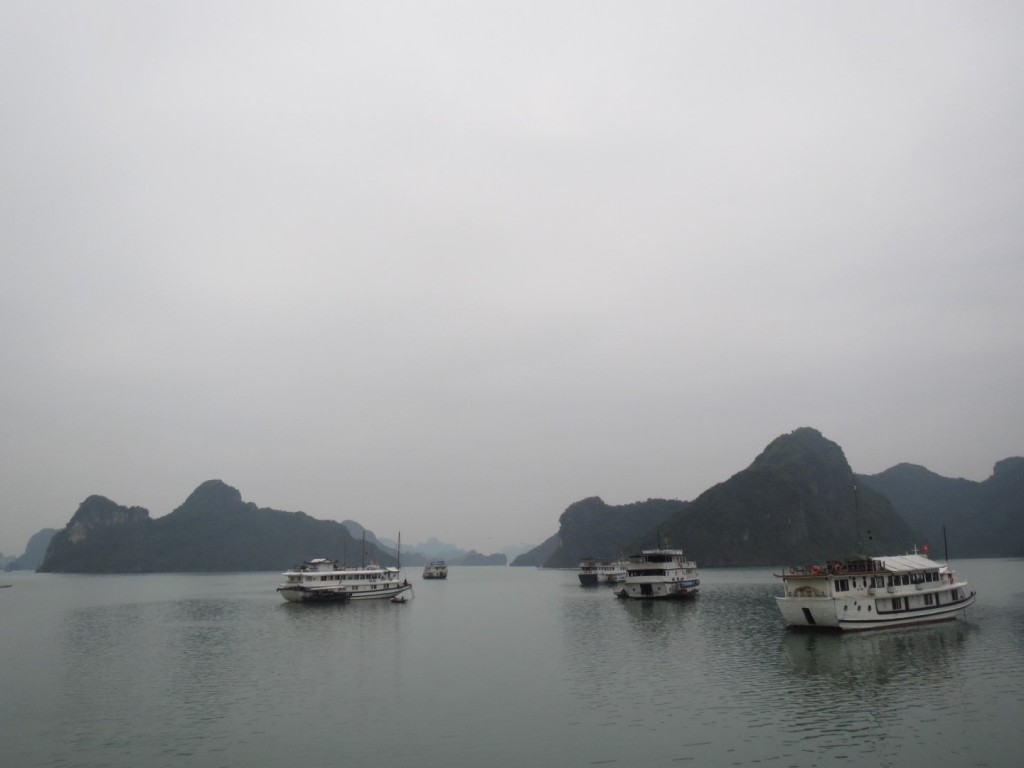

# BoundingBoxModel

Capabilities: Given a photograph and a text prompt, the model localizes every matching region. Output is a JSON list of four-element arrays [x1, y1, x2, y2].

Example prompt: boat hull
[[620, 579, 701, 600], [278, 582, 412, 603], [776, 591, 976, 631]]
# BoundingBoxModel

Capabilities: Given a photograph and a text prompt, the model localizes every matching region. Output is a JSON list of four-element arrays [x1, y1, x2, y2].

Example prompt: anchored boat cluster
[[278, 543, 977, 632], [576, 543, 976, 631]]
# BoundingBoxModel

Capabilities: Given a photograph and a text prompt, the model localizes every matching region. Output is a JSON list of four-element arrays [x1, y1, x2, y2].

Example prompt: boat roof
[[876, 554, 943, 572], [287, 561, 398, 573], [638, 548, 684, 555]]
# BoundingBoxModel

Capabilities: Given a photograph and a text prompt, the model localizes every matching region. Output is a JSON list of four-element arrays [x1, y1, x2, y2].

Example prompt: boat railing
[[784, 565, 826, 577], [790, 586, 827, 598], [783, 558, 882, 577]]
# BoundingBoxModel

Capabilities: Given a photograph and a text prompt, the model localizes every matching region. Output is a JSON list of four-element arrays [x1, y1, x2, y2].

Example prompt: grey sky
[[2, 2, 1022, 557]]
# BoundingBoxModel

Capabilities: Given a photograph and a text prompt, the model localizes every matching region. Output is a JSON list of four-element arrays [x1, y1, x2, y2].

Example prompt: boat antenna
[[361, 530, 366, 568], [397, 531, 402, 571], [943, 524, 949, 562], [853, 483, 863, 556]]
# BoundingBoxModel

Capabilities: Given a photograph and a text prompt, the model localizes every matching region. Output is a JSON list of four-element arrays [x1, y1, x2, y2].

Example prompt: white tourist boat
[[775, 548, 976, 630], [422, 560, 448, 579], [618, 546, 700, 599], [277, 558, 412, 603], [577, 558, 627, 586]]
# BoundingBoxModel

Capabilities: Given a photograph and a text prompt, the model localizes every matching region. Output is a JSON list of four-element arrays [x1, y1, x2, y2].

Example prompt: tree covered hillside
[[39, 480, 396, 573]]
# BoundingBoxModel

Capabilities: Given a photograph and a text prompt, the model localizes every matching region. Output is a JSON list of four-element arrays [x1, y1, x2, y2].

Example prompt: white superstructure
[[277, 558, 412, 603], [775, 551, 976, 630]]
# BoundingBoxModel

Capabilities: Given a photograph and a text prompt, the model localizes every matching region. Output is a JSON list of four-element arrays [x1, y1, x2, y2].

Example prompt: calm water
[[2, 560, 1023, 767]]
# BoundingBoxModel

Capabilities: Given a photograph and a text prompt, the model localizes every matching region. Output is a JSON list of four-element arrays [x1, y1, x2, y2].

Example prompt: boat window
[[924, 593, 934, 606], [873, 576, 885, 588], [891, 597, 903, 610], [835, 579, 850, 592]]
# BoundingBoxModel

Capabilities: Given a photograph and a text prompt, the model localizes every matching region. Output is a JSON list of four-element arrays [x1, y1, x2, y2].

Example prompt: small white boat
[[277, 558, 412, 603], [577, 558, 627, 586], [775, 548, 976, 630], [422, 560, 448, 580], [619, 546, 700, 599]]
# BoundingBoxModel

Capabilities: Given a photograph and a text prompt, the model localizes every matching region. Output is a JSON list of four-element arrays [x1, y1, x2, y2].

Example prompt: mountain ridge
[[516, 428, 927, 568]]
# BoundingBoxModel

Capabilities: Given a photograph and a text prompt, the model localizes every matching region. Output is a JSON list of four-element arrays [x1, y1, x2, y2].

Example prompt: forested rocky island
[[513, 427, 1023, 568], [36, 480, 506, 573], [21, 427, 1023, 573]]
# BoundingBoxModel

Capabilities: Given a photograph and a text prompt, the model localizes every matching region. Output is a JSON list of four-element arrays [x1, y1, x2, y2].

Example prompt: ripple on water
[[4, 564, 1023, 768]]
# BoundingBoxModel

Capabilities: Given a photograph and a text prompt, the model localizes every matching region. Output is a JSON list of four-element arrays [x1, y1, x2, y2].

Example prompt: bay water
[[2, 559, 1022, 767]]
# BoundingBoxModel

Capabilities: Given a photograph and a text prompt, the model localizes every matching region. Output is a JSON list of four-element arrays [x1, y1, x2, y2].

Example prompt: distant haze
[[2, 2, 1022, 556]]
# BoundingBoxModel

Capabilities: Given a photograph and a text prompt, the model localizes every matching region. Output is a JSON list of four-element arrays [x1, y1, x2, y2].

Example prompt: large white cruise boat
[[577, 558, 627, 586], [277, 558, 412, 603], [618, 546, 700, 599], [422, 560, 448, 579], [775, 548, 976, 630]]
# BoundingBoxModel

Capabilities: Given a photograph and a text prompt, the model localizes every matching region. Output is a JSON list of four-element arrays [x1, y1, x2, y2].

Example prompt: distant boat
[[577, 558, 627, 586], [618, 545, 700, 599], [277, 558, 412, 603], [775, 548, 976, 630], [422, 560, 448, 580]]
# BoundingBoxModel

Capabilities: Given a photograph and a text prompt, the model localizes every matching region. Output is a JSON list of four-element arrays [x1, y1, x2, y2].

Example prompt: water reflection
[[557, 574, 1009, 767], [780, 622, 972, 686], [617, 594, 700, 637], [5, 565, 1021, 768], [770, 623, 975, 762]]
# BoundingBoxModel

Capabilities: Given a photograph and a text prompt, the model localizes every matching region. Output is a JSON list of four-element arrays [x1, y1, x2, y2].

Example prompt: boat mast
[[853, 483, 863, 556]]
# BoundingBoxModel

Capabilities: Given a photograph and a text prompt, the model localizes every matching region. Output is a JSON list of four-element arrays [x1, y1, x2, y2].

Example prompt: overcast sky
[[2, 2, 1022, 557]]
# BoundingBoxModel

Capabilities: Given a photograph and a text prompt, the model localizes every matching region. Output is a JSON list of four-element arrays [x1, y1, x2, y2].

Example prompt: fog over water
[[2, 2, 1023, 555]]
